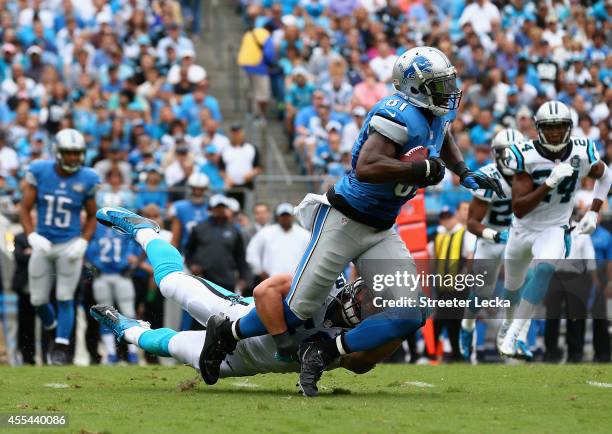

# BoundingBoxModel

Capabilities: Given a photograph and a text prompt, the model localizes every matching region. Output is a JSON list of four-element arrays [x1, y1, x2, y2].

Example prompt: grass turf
[[0, 364, 611, 434]]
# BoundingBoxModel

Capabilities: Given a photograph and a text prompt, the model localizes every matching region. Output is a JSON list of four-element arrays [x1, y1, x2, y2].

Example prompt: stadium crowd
[[0, 0, 611, 365]]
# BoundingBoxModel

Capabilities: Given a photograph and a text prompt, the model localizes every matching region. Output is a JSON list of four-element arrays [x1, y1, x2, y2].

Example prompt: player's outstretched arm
[[340, 339, 402, 374], [355, 132, 444, 185], [511, 172, 553, 218], [577, 161, 612, 234], [441, 131, 505, 197], [467, 197, 506, 243], [19, 182, 36, 236]]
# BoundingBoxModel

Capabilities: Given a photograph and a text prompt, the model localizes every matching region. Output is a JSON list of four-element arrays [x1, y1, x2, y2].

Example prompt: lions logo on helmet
[[492, 128, 524, 176], [55, 128, 86, 174], [392, 46, 462, 116]]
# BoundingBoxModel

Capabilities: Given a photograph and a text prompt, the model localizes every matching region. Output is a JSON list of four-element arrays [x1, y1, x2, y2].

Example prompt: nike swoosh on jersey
[[384, 109, 396, 118]]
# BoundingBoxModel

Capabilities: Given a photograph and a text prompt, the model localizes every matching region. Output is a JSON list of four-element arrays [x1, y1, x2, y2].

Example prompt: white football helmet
[[187, 172, 209, 203], [534, 101, 573, 153], [55, 128, 86, 173], [392, 46, 462, 116], [492, 128, 524, 176]]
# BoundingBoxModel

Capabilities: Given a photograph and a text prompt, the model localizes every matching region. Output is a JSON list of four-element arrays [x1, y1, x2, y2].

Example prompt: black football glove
[[412, 157, 446, 187]]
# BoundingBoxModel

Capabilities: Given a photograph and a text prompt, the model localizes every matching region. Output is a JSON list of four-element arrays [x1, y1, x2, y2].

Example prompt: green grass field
[[0, 364, 611, 434]]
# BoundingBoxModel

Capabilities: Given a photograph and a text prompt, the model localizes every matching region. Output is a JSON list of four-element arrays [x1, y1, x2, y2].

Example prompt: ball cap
[[275, 202, 294, 217], [209, 194, 229, 208]]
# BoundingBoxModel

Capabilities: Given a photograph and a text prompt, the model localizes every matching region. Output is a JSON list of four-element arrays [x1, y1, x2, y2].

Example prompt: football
[[400, 146, 429, 163]]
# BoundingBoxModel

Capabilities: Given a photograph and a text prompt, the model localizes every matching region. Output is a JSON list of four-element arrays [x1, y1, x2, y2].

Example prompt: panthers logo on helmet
[[403, 55, 433, 80]]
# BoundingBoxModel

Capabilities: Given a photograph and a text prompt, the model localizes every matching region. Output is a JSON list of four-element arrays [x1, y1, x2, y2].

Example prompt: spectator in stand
[[185, 194, 249, 293], [93, 141, 133, 187], [96, 167, 136, 210], [0, 131, 18, 177], [352, 65, 388, 110], [341, 106, 366, 153], [220, 124, 263, 208], [168, 172, 210, 249], [252, 203, 271, 233], [246, 202, 310, 282], [134, 166, 168, 212], [198, 145, 225, 194], [284, 67, 315, 137]]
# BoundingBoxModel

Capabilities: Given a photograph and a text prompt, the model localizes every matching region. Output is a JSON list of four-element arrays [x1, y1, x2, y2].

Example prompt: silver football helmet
[[392, 46, 462, 116], [492, 128, 524, 176], [54, 128, 86, 173], [534, 101, 573, 153], [187, 172, 209, 204]]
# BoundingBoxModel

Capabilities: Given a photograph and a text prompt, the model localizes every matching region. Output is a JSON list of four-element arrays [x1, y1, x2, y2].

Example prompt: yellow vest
[[434, 227, 466, 289], [237, 28, 270, 67]]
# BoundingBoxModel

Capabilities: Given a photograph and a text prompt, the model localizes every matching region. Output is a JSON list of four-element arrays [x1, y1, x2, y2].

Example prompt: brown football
[[400, 146, 429, 163]]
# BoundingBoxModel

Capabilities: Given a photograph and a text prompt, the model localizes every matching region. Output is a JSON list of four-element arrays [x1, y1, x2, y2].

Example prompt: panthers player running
[[459, 129, 524, 360], [91, 207, 400, 380], [19, 129, 100, 365], [168, 172, 209, 249], [201, 46, 504, 396], [499, 101, 612, 358], [86, 223, 141, 363]]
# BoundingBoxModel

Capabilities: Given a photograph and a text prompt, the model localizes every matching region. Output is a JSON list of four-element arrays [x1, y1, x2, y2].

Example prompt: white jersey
[[221, 283, 345, 378], [472, 163, 513, 231], [505, 137, 599, 231]]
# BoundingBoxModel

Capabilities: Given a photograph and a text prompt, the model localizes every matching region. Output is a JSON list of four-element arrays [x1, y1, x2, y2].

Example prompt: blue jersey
[[169, 199, 209, 247], [26, 160, 100, 243], [86, 224, 141, 274], [333, 94, 456, 224]]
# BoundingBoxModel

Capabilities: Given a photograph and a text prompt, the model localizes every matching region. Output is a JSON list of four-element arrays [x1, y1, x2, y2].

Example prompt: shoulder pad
[[368, 114, 409, 146]]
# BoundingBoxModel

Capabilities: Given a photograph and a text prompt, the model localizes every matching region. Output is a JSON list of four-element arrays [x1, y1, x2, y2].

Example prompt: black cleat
[[297, 342, 338, 397], [199, 315, 237, 385], [50, 342, 70, 366]]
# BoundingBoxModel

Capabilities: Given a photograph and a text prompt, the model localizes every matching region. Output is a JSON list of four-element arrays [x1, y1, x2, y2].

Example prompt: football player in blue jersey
[[19, 128, 101, 365], [168, 172, 210, 249], [201, 47, 505, 395], [86, 223, 142, 364]]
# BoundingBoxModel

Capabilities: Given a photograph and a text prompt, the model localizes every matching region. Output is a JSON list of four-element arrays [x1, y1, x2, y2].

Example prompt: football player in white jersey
[[459, 128, 524, 360], [90, 207, 399, 380], [499, 101, 611, 358]]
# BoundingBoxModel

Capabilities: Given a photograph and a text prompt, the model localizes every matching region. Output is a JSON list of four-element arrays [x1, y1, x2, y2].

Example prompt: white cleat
[[499, 329, 519, 358]]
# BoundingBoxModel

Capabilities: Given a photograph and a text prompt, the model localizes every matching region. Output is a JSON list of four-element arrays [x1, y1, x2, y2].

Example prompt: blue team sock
[[137, 328, 177, 357], [56, 300, 75, 342], [35, 303, 56, 329], [145, 238, 184, 286], [343, 308, 424, 353], [521, 262, 556, 305], [237, 300, 304, 338]]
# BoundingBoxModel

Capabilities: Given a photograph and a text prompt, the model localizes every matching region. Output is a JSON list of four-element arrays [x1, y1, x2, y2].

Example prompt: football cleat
[[107, 354, 120, 365], [127, 353, 139, 365], [50, 342, 71, 366], [459, 327, 474, 360], [515, 340, 534, 361], [90, 305, 150, 342], [96, 207, 160, 238], [499, 327, 520, 359], [199, 315, 237, 385], [297, 342, 338, 397]]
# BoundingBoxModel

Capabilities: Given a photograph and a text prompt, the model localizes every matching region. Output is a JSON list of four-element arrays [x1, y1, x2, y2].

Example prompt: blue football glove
[[493, 229, 509, 244], [455, 162, 506, 198]]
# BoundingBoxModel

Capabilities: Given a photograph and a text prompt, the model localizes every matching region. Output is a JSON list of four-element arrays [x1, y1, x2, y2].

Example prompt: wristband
[[482, 228, 497, 241]]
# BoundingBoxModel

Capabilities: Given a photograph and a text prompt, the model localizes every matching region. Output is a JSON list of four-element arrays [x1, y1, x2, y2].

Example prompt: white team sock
[[462, 318, 476, 331], [135, 228, 160, 250], [101, 333, 117, 356], [518, 319, 531, 342], [128, 344, 138, 354], [123, 326, 148, 346]]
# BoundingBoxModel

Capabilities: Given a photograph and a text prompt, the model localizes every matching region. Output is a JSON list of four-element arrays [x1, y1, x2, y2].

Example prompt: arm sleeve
[[252, 145, 262, 169], [504, 145, 525, 172]]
